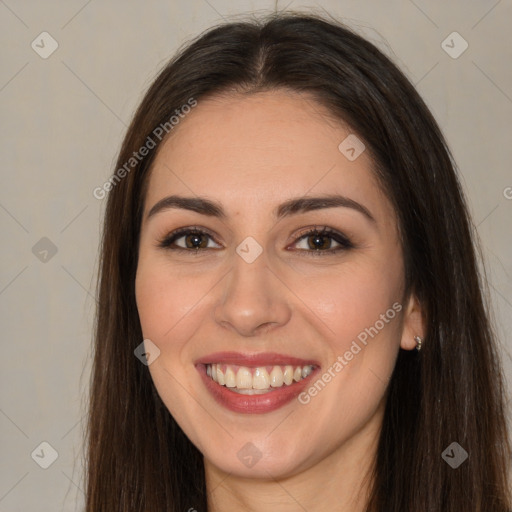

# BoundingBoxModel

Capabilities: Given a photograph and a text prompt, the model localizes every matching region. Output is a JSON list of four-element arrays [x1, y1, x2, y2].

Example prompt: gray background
[[1, 0, 511, 510]]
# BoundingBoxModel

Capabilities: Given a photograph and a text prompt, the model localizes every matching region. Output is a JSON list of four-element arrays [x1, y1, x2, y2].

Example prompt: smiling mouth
[[206, 363, 315, 394]]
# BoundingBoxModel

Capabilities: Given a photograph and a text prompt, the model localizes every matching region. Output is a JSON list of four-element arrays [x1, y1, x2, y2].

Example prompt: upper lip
[[195, 351, 319, 367]]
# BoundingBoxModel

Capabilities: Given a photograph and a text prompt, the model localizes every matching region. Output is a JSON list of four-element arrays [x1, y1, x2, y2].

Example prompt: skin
[[135, 90, 425, 511]]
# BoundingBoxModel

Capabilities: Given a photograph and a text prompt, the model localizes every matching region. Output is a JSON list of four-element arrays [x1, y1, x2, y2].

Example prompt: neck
[[205, 402, 383, 512]]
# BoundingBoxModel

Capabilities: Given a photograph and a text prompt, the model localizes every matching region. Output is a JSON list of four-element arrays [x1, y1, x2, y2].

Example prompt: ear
[[400, 293, 426, 350]]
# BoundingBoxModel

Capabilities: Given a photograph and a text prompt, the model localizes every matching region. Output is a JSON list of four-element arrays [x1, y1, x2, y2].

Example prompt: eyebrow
[[146, 194, 376, 223]]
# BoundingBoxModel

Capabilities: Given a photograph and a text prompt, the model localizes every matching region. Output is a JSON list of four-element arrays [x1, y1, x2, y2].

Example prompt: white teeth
[[206, 363, 315, 391], [302, 365, 313, 378], [225, 367, 236, 388], [270, 366, 284, 387], [236, 367, 253, 389], [216, 365, 225, 386], [253, 368, 270, 389], [283, 365, 294, 385]]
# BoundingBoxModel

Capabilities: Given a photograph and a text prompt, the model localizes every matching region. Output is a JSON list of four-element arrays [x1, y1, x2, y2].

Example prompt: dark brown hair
[[86, 12, 511, 511]]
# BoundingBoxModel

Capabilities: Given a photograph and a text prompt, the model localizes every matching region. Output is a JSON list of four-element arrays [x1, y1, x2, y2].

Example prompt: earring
[[414, 335, 423, 351]]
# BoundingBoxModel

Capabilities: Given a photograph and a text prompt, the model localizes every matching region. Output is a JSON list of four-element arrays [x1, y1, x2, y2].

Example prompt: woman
[[86, 12, 511, 511]]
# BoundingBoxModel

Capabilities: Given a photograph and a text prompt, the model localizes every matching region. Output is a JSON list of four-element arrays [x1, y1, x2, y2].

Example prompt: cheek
[[135, 258, 206, 342], [135, 261, 208, 442], [291, 256, 403, 349], [290, 257, 403, 417]]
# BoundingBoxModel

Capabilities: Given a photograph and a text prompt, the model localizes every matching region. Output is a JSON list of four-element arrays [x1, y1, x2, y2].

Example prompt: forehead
[[144, 90, 394, 226]]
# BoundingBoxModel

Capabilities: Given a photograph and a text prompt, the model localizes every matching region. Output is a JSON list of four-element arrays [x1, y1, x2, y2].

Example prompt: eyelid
[[291, 225, 352, 244]]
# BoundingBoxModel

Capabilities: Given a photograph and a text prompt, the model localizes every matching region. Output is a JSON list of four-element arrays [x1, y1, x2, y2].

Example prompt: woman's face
[[135, 90, 422, 480]]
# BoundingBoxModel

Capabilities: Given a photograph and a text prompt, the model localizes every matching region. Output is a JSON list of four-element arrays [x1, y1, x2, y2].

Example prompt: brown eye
[[305, 233, 334, 250], [158, 228, 222, 251], [292, 227, 353, 254], [183, 232, 208, 249]]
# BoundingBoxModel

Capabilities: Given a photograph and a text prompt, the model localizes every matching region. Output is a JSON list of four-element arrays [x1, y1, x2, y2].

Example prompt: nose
[[213, 250, 292, 337]]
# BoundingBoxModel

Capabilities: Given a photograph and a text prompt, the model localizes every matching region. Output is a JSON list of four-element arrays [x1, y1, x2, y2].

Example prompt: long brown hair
[[86, 12, 511, 511]]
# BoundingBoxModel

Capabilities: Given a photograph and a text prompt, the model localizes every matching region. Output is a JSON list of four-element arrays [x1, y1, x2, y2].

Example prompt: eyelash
[[157, 226, 354, 256]]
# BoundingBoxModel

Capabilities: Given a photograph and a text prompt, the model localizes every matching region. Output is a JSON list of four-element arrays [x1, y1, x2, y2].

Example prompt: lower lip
[[197, 364, 317, 414]]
